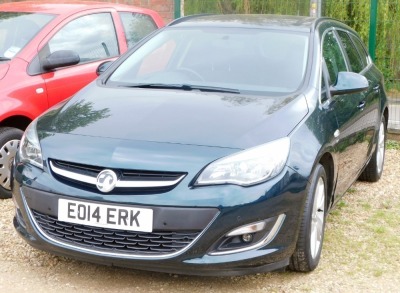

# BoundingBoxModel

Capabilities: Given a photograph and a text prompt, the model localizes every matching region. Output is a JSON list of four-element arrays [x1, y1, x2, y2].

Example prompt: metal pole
[[174, 0, 181, 19], [369, 0, 378, 61], [310, 0, 322, 17]]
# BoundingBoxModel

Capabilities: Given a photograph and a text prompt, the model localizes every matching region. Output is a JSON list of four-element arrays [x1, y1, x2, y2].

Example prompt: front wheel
[[0, 127, 24, 199], [290, 164, 327, 272], [359, 118, 386, 182]]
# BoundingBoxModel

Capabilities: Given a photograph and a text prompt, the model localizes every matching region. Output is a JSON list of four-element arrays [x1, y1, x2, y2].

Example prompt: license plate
[[58, 199, 153, 232]]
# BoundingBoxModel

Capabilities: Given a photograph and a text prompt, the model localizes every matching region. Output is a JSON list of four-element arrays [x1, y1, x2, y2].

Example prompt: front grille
[[49, 159, 187, 194], [32, 210, 200, 255]]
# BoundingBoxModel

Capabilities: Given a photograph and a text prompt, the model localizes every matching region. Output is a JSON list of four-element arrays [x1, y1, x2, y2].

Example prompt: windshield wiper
[[0, 57, 11, 61], [122, 83, 240, 94]]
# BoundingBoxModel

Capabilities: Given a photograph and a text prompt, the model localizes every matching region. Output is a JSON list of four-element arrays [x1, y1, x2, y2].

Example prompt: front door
[[39, 12, 120, 107]]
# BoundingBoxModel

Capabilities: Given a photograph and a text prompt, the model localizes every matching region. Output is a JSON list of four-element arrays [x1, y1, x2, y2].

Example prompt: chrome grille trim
[[50, 161, 97, 184], [49, 160, 186, 188]]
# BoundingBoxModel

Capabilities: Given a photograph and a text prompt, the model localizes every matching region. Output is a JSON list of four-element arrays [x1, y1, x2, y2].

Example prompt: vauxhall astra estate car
[[12, 14, 388, 275], [0, 1, 164, 199]]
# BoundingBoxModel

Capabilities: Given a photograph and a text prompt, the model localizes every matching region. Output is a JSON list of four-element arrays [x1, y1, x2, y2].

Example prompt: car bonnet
[[36, 83, 308, 170]]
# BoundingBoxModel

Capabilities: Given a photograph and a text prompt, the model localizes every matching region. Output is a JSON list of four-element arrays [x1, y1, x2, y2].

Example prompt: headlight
[[195, 137, 290, 186], [19, 120, 43, 169]]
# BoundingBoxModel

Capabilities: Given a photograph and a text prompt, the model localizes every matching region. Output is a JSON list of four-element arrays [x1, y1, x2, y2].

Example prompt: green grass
[[387, 140, 400, 150], [374, 226, 386, 234], [325, 195, 400, 275], [361, 202, 372, 210], [347, 187, 357, 194]]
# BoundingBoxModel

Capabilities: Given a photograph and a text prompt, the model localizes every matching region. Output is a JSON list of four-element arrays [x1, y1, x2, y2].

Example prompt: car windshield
[[108, 27, 309, 94], [0, 12, 55, 60]]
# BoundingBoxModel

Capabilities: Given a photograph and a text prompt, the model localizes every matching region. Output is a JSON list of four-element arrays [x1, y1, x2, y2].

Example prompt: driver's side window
[[41, 13, 119, 65], [322, 30, 347, 85], [320, 61, 329, 104]]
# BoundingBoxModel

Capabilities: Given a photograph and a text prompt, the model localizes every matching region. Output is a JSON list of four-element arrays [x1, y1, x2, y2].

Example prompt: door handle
[[357, 101, 366, 109], [373, 85, 380, 93]]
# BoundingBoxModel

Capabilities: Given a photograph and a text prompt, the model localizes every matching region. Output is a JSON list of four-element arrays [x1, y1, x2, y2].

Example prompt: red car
[[0, 1, 164, 198]]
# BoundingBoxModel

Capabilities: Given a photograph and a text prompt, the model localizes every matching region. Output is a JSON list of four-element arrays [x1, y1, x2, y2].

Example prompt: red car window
[[45, 13, 119, 64], [0, 12, 54, 59], [119, 12, 158, 49]]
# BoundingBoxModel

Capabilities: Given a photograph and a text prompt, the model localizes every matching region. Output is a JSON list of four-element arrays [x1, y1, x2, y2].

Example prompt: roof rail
[[167, 14, 214, 26]]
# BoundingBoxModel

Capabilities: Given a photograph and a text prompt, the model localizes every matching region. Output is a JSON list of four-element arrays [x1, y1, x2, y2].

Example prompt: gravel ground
[[1, 150, 399, 293]]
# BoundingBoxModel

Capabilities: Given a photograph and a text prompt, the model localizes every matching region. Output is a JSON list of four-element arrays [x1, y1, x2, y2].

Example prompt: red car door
[[38, 11, 123, 107]]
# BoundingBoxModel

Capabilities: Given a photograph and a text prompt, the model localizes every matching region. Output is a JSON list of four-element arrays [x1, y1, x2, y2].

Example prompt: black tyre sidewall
[[290, 164, 327, 272]]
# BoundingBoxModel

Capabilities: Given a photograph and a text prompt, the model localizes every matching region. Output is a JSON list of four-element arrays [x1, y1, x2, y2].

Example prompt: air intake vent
[[32, 209, 200, 255]]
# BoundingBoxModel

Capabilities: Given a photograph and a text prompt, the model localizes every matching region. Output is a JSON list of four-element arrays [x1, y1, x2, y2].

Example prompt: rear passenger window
[[337, 30, 364, 73], [119, 12, 158, 48], [44, 13, 119, 63], [350, 34, 369, 69]]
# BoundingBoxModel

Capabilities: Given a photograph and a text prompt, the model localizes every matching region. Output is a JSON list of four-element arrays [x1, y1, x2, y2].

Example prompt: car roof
[[169, 14, 318, 32], [0, 1, 152, 15]]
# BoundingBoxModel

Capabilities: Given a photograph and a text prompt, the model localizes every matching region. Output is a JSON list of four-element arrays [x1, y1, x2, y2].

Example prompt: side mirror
[[42, 50, 80, 70], [330, 71, 369, 96], [96, 61, 113, 76]]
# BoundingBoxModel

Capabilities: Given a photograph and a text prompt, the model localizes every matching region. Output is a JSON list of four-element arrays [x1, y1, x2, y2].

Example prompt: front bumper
[[12, 162, 308, 276]]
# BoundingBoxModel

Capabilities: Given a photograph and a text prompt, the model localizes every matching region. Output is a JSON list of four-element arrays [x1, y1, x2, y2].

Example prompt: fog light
[[241, 233, 253, 243], [209, 214, 286, 256], [226, 220, 266, 237]]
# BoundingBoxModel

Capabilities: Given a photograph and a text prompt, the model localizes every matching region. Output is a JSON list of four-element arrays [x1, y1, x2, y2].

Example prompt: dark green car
[[12, 14, 388, 276]]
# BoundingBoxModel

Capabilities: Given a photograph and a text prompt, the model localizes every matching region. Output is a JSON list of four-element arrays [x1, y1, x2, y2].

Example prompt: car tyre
[[289, 163, 327, 272], [359, 118, 386, 182], [0, 127, 23, 199]]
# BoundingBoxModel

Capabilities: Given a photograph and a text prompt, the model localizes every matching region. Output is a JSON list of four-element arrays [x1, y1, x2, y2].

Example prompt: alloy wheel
[[376, 122, 385, 175], [310, 177, 325, 259]]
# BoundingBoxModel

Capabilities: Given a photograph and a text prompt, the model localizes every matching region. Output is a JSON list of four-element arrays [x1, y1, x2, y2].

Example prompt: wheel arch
[[318, 152, 335, 210], [383, 106, 389, 129], [0, 115, 32, 131]]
